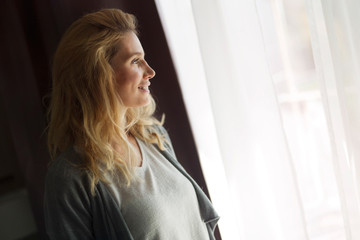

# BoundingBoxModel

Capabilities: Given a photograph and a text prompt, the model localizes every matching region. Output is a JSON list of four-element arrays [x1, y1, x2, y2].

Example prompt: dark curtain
[[0, 0, 220, 239]]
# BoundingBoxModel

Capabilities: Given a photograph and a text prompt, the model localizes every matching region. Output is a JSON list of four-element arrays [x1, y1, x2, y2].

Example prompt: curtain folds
[[155, 0, 360, 239], [306, 0, 360, 238]]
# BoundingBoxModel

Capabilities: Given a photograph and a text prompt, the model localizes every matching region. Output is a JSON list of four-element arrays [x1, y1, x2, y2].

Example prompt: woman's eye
[[131, 58, 140, 64]]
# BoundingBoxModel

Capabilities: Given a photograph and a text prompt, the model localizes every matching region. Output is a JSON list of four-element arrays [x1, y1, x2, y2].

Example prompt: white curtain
[[155, 0, 360, 239], [307, 0, 360, 239]]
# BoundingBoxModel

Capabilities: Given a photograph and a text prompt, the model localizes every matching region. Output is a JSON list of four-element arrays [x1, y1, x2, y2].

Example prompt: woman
[[44, 9, 219, 240]]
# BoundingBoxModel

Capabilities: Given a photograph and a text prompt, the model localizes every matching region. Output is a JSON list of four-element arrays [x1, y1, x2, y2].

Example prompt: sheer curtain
[[155, 0, 360, 239], [307, 0, 360, 238]]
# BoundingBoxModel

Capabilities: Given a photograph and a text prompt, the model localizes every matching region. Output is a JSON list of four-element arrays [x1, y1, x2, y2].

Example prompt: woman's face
[[111, 31, 155, 108]]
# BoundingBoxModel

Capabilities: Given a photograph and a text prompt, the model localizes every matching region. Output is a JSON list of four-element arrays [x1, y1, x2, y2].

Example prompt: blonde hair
[[47, 9, 165, 194]]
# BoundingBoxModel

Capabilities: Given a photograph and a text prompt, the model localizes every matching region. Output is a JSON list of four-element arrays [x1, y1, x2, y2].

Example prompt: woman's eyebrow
[[123, 51, 145, 61]]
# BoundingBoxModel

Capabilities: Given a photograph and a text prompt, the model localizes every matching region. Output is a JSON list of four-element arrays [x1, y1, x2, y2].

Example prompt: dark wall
[[0, 0, 219, 238]]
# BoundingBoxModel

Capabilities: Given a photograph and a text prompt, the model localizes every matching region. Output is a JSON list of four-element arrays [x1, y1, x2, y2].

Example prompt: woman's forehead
[[115, 32, 144, 60]]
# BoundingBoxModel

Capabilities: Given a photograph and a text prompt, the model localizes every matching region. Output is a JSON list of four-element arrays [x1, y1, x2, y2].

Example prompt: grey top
[[106, 138, 209, 239], [44, 125, 219, 240]]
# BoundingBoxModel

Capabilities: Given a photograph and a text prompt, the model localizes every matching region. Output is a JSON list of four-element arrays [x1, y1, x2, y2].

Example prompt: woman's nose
[[145, 63, 156, 79]]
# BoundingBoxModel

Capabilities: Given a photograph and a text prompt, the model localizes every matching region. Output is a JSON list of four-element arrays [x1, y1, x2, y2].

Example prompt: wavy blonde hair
[[47, 9, 166, 194]]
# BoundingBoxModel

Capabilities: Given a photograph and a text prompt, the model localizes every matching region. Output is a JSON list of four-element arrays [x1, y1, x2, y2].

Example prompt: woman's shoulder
[[45, 146, 91, 191], [151, 123, 168, 135], [151, 124, 172, 143], [149, 124, 177, 157]]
